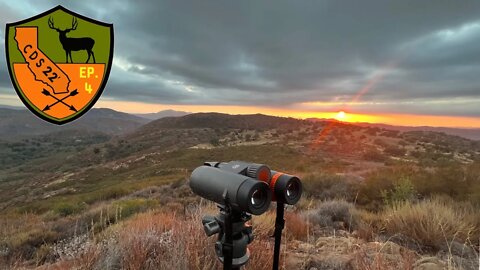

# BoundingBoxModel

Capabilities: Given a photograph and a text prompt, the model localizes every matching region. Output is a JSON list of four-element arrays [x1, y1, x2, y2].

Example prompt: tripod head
[[202, 204, 253, 268]]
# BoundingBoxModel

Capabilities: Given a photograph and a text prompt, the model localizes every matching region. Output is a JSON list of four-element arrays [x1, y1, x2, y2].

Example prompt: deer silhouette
[[48, 17, 95, 64]]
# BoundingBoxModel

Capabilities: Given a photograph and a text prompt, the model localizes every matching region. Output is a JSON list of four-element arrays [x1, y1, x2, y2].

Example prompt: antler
[[62, 17, 78, 31], [71, 17, 78, 30], [48, 16, 57, 30]]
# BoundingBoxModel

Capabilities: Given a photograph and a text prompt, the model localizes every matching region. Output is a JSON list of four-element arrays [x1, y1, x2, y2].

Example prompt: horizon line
[[2, 102, 480, 129]]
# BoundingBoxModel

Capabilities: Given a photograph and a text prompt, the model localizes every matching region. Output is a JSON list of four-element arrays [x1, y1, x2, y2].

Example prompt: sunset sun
[[336, 111, 346, 121]]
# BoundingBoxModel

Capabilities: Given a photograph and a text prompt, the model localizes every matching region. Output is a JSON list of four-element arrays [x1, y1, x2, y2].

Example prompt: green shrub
[[358, 171, 397, 210], [381, 177, 416, 206], [82, 186, 131, 203], [209, 138, 220, 146], [359, 163, 480, 209], [414, 165, 472, 200], [303, 173, 359, 201], [114, 199, 157, 219], [53, 202, 85, 217]]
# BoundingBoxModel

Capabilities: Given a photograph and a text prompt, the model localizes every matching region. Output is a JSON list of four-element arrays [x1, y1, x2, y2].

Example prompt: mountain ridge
[[305, 118, 480, 140], [1, 106, 479, 141], [0, 107, 150, 140], [135, 109, 190, 120]]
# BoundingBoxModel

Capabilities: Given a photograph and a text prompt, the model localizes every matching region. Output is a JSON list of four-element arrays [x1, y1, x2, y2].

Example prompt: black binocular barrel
[[190, 166, 272, 215], [270, 171, 303, 205], [217, 161, 272, 182]]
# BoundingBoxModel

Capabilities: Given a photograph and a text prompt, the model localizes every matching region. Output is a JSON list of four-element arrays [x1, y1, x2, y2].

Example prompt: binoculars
[[189, 161, 303, 215], [190, 161, 302, 269]]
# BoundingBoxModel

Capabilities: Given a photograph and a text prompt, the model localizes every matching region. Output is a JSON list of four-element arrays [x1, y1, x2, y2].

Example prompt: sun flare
[[336, 111, 346, 121]]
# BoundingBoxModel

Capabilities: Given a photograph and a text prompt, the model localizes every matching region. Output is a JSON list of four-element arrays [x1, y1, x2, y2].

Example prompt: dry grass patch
[[383, 198, 478, 251], [285, 212, 309, 241], [48, 204, 283, 270]]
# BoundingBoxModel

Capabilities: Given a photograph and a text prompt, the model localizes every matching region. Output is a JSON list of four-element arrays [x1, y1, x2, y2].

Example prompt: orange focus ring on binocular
[[257, 167, 271, 182], [269, 172, 284, 201], [267, 171, 303, 205]]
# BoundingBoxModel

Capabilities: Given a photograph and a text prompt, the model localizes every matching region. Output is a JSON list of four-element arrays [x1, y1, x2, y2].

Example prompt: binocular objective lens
[[286, 181, 300, 199], [251, 189, 266, 207]]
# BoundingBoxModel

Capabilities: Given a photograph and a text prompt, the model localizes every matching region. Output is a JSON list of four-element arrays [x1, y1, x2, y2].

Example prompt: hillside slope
[[0, 108, 149, 140], [0, 112, 479, 269]]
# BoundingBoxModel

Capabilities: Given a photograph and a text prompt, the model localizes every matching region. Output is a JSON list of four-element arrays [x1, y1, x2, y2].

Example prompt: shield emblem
[[5, 5, 113, 125]]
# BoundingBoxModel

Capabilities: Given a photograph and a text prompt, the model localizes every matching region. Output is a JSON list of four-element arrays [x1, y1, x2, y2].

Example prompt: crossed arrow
[[41, 89, 79, 112]]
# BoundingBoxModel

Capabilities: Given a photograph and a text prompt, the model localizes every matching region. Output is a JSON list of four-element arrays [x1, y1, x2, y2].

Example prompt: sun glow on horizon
[[336, 111, 346, 121]]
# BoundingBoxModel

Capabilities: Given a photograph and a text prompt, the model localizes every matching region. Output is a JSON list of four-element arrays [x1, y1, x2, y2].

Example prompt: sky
[[1, 0, 480, 127]]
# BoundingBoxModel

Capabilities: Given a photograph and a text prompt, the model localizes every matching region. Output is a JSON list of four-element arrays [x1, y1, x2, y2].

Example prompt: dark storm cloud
[[1, 0, 480, 115], [0, 46, 9, 89], [0, 3, 10, 90], [104, 77, 193, 103]]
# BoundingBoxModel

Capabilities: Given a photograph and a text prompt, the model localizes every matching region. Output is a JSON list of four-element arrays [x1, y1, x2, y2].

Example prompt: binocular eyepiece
[[269, 170, 302, 205], [189, 161, 303, 215]]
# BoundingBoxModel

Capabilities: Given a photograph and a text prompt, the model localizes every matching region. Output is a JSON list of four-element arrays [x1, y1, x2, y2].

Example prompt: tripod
[[272, 202, 285, 270], [202, 194, 254, 270]]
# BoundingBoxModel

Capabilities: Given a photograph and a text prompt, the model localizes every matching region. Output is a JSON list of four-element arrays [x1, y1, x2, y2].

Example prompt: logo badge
[[5, 6, 113, 125]]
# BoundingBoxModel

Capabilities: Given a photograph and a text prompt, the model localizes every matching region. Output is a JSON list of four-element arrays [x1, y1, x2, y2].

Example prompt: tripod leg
[[223, 242, 233, 270], [223, 193, 234, 270], [273, 202, 285, 270]]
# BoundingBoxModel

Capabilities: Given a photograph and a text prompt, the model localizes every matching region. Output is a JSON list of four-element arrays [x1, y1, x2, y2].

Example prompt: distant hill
[[305, 118, 480, 141], [113, 113, 317, 156], [0, 105, 23, 110], [0, 108, 150, 140], [352, 122, 480, 141], [135, 109, 190, 120], [138, 112, 308, 131]]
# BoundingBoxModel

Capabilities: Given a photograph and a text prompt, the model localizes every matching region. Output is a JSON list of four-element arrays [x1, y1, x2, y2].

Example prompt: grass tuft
[[383, 197, 477, 251]]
